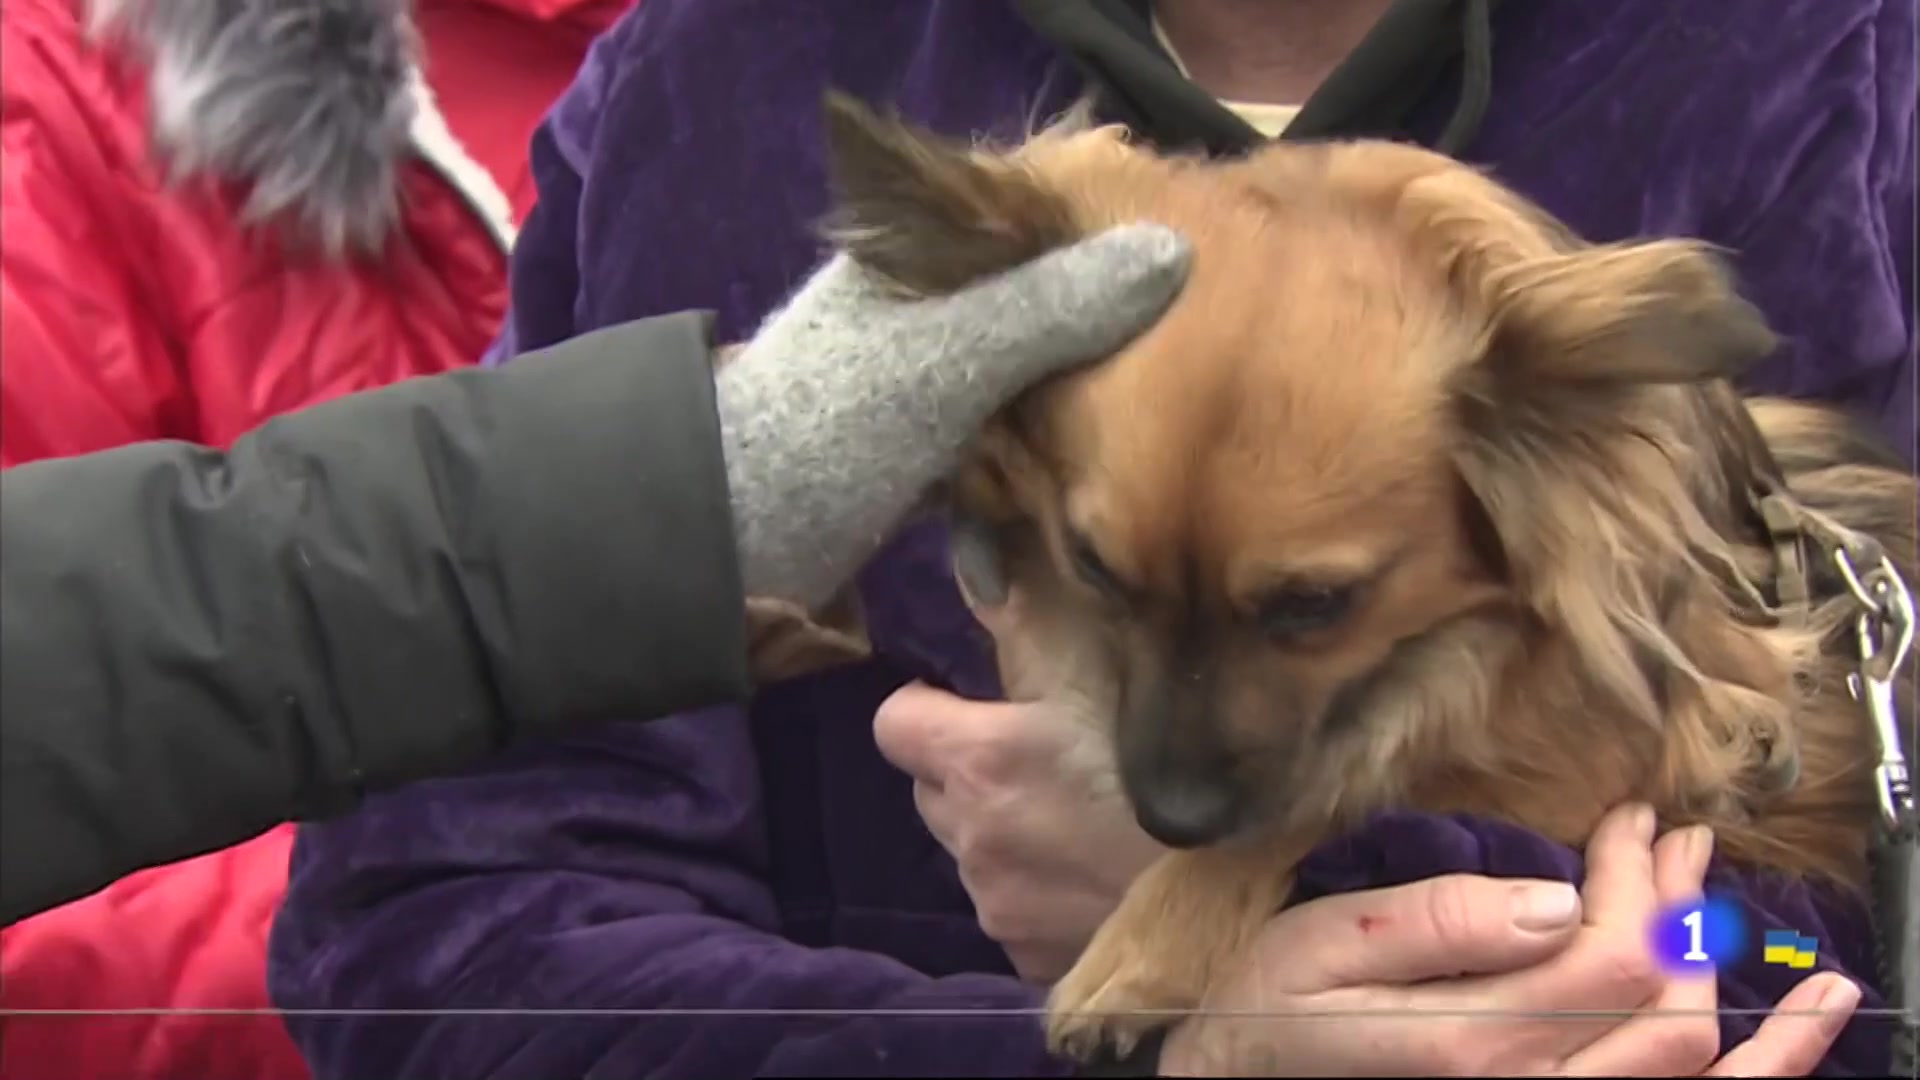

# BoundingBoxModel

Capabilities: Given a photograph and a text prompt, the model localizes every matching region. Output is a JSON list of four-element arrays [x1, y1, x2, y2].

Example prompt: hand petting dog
[[716, 223, 1190, 615]]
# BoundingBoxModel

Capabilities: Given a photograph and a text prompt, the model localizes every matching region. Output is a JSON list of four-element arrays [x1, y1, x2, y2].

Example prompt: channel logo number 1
[[1650, 895, 1749, 976]]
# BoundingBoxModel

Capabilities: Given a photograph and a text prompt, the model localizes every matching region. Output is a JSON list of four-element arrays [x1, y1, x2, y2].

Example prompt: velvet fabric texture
[[267, 1, 1916, 1076]]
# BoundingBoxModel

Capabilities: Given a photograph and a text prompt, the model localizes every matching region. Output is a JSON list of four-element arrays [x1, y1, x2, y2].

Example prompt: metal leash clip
[[1835, 544, 1917, 831]]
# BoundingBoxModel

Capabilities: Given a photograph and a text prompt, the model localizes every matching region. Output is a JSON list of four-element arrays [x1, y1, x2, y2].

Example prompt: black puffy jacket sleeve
[[0, 313, 752, 924]]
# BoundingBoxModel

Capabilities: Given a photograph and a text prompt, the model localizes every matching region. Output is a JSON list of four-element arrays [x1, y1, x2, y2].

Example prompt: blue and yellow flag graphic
[[1762, 929, 1817, 969]]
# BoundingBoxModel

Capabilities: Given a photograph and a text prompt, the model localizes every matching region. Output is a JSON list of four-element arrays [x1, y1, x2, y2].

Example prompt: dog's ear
[[820, 90, 1079, 296], [1470, 237, 1776, 390], [1398, 168, 1778, 393], [1398, 166, 1778, 504]]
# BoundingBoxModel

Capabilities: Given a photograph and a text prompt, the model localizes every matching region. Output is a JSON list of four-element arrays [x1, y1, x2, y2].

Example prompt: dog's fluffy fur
[[85, 0, 417, 256], [819, 93, 1918, 1059]]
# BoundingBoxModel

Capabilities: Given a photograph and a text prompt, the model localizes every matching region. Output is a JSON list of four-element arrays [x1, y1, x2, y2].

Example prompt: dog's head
[[821, 94, 1778, 848]]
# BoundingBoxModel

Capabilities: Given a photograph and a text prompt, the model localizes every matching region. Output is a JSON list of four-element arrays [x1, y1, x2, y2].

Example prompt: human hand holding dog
[[894, 536, 1854, 1075], [883, 702, 1859, 1076], [880, 689, 1856, 1074], [1158, 803, 1861, 1077], [875, 681, 1165, 982]]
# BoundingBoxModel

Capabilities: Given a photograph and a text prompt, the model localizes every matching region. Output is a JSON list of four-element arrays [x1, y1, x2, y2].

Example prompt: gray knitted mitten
[[718, 223, 1190, 611]]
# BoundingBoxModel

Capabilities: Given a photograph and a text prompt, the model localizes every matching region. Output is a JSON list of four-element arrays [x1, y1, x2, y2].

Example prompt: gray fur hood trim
[[87, 0, 418, 257]]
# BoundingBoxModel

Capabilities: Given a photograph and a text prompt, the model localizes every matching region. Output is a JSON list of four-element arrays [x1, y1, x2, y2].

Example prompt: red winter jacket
[[0, 0, 629, 1077]]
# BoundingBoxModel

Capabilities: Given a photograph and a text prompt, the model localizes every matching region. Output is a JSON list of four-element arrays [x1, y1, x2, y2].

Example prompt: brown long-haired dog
[[817, 92, 1918, 1059]]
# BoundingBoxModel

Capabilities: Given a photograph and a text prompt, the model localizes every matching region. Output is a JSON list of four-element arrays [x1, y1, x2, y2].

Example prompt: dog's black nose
[[1131, 775, 1244, 849]]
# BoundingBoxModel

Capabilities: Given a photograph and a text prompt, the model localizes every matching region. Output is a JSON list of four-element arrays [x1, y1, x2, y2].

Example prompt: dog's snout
[[1129, 763, 1246, 848], [1117, 656, 1249, 848]]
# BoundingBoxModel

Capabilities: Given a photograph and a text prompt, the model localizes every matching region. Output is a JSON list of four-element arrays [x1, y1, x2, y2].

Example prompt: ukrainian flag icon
[[1762, 929, 1817, 969]]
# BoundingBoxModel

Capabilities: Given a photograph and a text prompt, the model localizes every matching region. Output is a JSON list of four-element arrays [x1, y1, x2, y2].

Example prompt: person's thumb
[[1264, 874, 1585, 994], [877, 681, 1083, 789], [874, 681, 960, 781], [874, 681, 1040, 780]]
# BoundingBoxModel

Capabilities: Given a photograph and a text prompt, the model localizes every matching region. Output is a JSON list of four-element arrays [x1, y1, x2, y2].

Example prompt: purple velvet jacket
[[266, 1, 1916, 1076]]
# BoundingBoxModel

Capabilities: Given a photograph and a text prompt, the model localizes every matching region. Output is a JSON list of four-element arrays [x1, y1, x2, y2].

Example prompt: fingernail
[[1633, 803, 1657, 842], [1817, 979, 1861, 1033], [1683, 825, 1715, 879], [1512, 882, 1581, 931]]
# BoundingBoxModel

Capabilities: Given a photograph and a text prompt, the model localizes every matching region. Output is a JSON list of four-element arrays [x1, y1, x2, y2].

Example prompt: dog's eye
[[1257, 585, 1356, 638], [1066, 533, 1125, 598]]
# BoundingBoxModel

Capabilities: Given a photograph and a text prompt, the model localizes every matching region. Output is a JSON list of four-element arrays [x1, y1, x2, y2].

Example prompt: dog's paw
[[1044, 947, 1172, 1062]]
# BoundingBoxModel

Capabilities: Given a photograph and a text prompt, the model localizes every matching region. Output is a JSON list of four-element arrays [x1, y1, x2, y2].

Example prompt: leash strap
[[1872, 815, 1918, 1077]]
